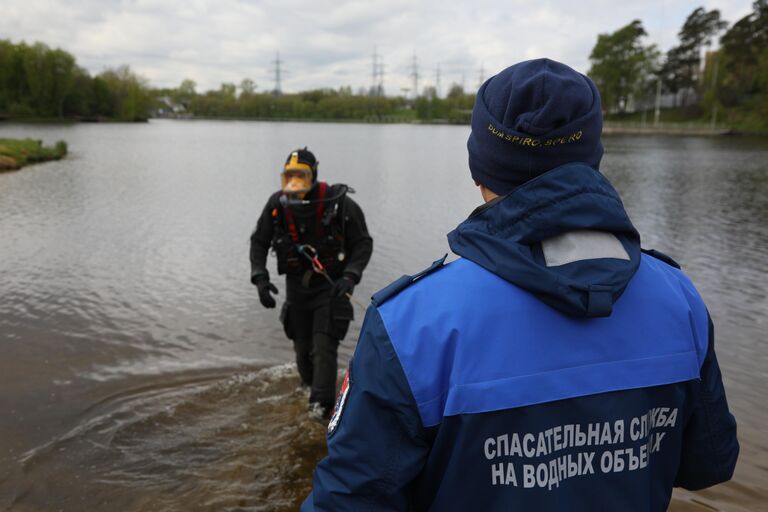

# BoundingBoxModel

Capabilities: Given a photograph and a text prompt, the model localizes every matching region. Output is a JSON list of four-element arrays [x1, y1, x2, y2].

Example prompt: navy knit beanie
[[467, 58, 603, 195]]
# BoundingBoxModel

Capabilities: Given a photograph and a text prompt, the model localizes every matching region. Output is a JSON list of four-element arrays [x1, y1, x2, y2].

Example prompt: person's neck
[[480, 185, 499, 203]]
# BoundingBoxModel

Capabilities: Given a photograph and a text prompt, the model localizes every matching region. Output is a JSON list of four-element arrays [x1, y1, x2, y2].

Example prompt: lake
[[1, 120, 766, 511]]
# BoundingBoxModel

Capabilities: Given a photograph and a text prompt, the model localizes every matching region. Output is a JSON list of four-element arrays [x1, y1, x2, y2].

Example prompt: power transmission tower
[[410, 54, 420, 100], [273, 51, 283, 96], [435, 64, 442, 98], [370, 46, 386, 96], [377, 59, 385, 96], [372, 46, 380, 96]]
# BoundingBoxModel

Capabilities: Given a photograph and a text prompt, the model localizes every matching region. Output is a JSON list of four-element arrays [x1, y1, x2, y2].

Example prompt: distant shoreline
[[602, 123, 732, 136], [153, 117, 767, 136], [2, 116, 765, 137], [0, 116, 147, 124]]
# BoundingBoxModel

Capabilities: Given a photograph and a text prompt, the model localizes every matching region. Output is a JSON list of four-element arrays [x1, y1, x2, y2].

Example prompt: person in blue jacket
[[301, 58, 739, 511]]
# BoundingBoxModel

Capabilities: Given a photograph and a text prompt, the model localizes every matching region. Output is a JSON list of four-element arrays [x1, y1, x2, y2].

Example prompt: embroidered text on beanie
[[467, 58, 603, 195]]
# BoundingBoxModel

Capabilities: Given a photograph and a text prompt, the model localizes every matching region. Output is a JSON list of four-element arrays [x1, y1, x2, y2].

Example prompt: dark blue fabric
[[675, 315, 739, 489], [449, 162, 640, 318], [371, 255, 447, 307], [467, 59, 604, 195]]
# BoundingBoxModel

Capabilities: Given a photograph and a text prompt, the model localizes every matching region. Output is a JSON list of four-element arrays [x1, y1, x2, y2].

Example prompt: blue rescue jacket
[[302, 163, 738, 511]]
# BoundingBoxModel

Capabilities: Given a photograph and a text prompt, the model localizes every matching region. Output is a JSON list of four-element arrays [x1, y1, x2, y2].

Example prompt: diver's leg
[[286, 305, 314, 388], [293, 337, 313, 388], [309, 331, 339, 416]]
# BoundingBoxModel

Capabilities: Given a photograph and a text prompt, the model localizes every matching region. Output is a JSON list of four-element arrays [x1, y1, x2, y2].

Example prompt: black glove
[[256, 279, 279, 308], [332, 275, 355, 297]]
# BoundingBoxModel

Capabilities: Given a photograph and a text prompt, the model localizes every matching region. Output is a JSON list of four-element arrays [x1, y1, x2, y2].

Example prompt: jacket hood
[[447, 163, 640, 317]]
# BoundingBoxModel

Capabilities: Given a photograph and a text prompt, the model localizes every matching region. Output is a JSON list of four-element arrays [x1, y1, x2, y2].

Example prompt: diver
[[250, 147, 372, 420]]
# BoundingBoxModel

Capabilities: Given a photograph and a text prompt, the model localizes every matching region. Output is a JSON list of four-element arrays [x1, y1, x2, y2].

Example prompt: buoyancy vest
[[271, 182, 348, 277]]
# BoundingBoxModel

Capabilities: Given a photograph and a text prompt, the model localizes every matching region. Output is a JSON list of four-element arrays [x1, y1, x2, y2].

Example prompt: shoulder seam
[[371, 254, 448, 306], [642, 248, 681, 269]]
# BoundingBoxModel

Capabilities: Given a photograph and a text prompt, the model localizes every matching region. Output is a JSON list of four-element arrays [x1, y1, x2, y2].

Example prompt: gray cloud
[[0, 0, 753, 94]]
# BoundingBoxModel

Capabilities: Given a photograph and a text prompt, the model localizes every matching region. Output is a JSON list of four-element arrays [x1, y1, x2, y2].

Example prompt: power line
[[371, 46, 385, 96], [273, 51, 283, 96], [377, 59, 385, 96], [372, 46, 379, 95], [410, 53, 420, 99]]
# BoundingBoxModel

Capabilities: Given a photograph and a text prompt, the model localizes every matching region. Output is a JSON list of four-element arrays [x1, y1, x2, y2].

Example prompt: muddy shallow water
[[1, 121, 766, 510]]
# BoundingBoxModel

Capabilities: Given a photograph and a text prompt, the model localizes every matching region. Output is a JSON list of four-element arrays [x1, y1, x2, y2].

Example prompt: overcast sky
[[1, 0, 754, 95]]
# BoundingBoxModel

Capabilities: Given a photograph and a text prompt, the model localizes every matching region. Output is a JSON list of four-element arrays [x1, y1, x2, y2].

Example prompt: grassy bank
[[0, 138, 68, 172], [602, 122, 730, 136], [604, 107, 768, 136]]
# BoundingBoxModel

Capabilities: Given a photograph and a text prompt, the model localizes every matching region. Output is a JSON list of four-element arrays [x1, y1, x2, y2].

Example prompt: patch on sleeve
[[327, 367, 350, 436]]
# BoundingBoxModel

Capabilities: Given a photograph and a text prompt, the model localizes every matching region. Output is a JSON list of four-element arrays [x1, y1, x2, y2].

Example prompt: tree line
[[0, 41, 151, 121], [158, 80, 411, 121], [588, 0, 767, 130], [154, 79, 476, 123], [0, 39, 475, 123]]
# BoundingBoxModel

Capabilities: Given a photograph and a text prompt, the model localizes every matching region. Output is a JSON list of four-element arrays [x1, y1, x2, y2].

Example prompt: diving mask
[[281, 168, 313, 197], [281, 150, 315, 198]]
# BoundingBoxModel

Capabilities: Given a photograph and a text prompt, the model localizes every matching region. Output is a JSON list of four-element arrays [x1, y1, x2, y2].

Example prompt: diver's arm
[[249, 195, 277, 284], [340, 196, 373, 284]]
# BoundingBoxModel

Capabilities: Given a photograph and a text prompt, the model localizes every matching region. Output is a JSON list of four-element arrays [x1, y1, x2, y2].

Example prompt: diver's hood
[[448, 163, 641, 318]]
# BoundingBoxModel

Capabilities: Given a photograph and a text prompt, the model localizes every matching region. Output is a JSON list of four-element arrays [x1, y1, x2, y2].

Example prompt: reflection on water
[[0, 121, 766, 511], [5, 366, 324, 511]]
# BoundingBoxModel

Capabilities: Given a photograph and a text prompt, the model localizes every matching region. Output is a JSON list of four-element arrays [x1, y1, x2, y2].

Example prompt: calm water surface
[[0, 121, 766, 511]]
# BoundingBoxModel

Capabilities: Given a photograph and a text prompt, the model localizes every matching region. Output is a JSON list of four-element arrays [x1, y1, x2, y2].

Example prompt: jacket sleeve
[[675, 314, 739, 490], [249, 196, 277, 284], [301, 307, 430, 511], [340, 195, 373, 284]]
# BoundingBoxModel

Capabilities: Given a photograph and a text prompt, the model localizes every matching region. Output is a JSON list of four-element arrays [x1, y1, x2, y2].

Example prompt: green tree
[[98, 66, 151, 121], [16, 42, 77, 116], [22, 42, 56, 115], [50, 48, 76, 117], [588, 20, 658, 113], [91, 75, 115, 117], [661, 7, 728, 105], [61, 66, 95, 116], [239, 78, 256, 96], [720, 0, 767, 100], [175, 78, 197, 107], [446, 83, 464, 99], [634, 46, 662, 113], [0, 40, 18, 111], [659, 46, 686, 106], [219, 82, 237, 99], [714, 0, 768, 128]]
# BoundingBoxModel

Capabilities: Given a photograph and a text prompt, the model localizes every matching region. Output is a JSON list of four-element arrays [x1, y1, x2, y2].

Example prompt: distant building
[[153, 96, 190, 118]]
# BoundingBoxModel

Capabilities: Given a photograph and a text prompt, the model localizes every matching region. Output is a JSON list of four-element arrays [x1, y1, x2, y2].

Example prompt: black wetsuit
[[250, 183, 373, 409]]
